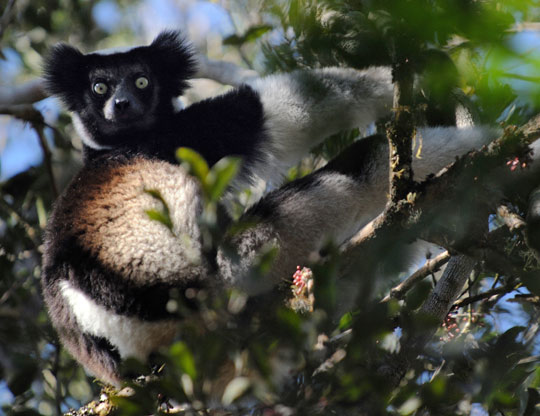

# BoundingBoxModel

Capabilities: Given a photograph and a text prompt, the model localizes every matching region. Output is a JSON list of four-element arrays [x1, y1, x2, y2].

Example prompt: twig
[[0, 79, 47, 106], [52, 341, 63, 416], [499, 72, 540, 84], [382, 251, 451, 302], [507, 293, 540, 305], [453, 283, 522, 308], [0, 104, 59, 198], [0, 104, 45, 123], [0, 197, 40, 246], [497, 205, 526, 231], [195, 55, 259, 87], [0, 56, 257, 107], [34, 124, 59, 198], [0, 0, 16, 41]]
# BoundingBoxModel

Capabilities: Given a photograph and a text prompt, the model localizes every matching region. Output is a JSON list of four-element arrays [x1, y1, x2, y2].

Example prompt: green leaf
[[207, 157, 241, 202], [145, 209, 173, 230], [144, 189, 173, 231], [243, 25, 273, 43], [169, 341, 197, 380], [176, 147, 209, 183], [223, 24, 272, 46], [223, 34, 243, 46], [339, 311, 354, 330]]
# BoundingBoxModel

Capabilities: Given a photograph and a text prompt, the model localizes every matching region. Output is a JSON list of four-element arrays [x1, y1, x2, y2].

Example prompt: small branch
[[0, 104, 59, 197], [0, 198, 40, 246], [454, 283, 522, 308], [382, 251, 451, 302], [0, 79, 48, 106], [34, 124, 59, 198], [0, 0, 16, 41], [0, 57, 256, 107], [194, 55, 259, 87], [508, 293, 540, 305], [497, 203, 540, 264], [380, 255, 476, 387], [0, 103, 46, 123]]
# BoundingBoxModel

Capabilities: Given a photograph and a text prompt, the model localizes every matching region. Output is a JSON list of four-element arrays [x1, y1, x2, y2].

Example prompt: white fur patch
[[72, 113, 111, 150], [59, 281, 177, 361], [92, 46, 134, 56], [244, 67, 393, 186], [413, 126, 501, 179]]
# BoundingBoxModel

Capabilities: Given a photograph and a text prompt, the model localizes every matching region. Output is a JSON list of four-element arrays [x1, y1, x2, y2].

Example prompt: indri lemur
[[41, 31, 499, 385]]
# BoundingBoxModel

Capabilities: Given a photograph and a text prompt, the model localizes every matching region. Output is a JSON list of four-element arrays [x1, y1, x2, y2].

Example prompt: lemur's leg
[[219, 125, 500, 294]]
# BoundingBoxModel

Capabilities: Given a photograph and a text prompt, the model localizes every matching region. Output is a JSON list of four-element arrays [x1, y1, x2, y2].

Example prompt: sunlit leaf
[[221, 377, 251, 406], [169, 341, 197, 380], [207, 156, 241, 202], [176, 147, 210, 183], [144, 189, 173, 231]]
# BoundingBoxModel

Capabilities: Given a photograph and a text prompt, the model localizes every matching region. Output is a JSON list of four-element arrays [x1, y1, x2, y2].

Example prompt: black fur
[[44, 31, 195, 113], [84, 85, 267, 166], [40, 30, 398, 385], [42, 236, 197, 321], [246, 134, 388, 222], [44, 30, 266, 166]]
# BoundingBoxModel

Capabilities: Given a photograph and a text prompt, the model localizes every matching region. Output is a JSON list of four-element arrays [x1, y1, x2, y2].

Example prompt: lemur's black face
[[81, 61, 158, 141], [90, 65, 153, 122], [44, 31, 196, 150]]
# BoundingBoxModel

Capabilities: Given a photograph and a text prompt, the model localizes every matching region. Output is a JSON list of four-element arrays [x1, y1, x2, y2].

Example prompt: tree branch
[[382, 251, 451, 302], [387, 61, 415, 202], [0, 79, 47, 106], [341, 122, 540, 284], [0, 104, 59, 197], [34, 124, 59, 198], [194, 55, 260, 87], [454, 282, 522, 308], [0, 0, 17, 42], [420, 255, 476, 322]]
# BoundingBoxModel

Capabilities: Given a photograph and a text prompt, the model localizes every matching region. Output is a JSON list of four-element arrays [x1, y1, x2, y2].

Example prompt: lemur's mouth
[[103, 110, 143, 124], [102, 113, 155, 131]]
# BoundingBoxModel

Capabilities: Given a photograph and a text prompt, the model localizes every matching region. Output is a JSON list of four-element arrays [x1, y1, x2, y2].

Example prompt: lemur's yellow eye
[[93, 82, 108, 95], [135, 77, 149, 89]]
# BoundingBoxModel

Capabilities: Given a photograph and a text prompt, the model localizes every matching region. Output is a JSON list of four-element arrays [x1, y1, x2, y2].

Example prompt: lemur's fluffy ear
[[145, 30, 197, 96], [43, 44, 87, 110]]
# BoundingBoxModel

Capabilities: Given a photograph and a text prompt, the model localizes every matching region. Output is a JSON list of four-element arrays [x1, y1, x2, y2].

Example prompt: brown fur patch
[[62, 157, 206, 286]]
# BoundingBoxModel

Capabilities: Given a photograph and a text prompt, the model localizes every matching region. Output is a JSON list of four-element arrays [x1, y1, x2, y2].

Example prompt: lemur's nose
[[114, 98, 130, 112]]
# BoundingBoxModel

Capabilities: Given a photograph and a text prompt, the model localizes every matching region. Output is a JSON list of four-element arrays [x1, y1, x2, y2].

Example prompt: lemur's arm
[[244, 67, 394, 183], [178, 67, 393, 184], [189, 66, 499, 188]]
